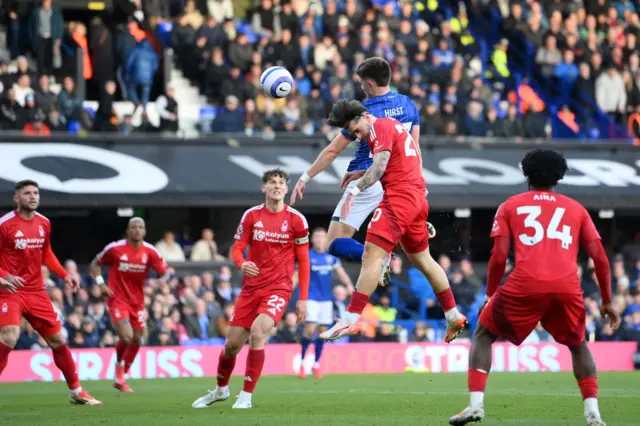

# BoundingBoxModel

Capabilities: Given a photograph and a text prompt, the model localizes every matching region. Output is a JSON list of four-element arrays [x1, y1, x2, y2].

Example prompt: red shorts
[[107, 298, 146, 330], [229, 287, 291, 329], [480, 285, 586, 347], [366, 192, 429, 254], [0, 290, 61, 337]]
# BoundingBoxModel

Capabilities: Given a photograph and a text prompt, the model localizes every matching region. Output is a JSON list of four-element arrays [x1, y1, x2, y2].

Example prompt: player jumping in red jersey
[[449, 150, 620, 426], [318, 100, 467, 343], [0, 180, 101, 405], [192, 169, 310, 409], [89, 217, 171, 392]]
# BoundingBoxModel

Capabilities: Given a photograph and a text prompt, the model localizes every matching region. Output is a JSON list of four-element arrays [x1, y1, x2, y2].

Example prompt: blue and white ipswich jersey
[[341, 92, 420, 172], [308, 249, 340, 302]]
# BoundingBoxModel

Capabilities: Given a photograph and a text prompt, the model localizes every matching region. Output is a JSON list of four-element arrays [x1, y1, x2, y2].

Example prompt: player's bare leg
[[320, 241, 387, 340], [449, 324, 496, 425], [404, 247, 467, 343], [0, 325, 20, 375], [569, 342, 606, 425], [192, 325, 249, 408], [113, 319, 141, 392], [42, 331, 102, 405], [326, 221, 392, 286], [299, 322, 326, 378]]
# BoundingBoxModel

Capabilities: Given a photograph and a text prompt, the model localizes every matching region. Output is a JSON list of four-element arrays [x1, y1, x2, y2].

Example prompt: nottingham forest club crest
[[38, 226, 44, 237], [281, 220, 288, 232]]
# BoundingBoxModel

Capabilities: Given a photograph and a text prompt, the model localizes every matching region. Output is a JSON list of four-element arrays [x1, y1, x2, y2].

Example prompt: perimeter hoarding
[[0, 342, 634, 382]]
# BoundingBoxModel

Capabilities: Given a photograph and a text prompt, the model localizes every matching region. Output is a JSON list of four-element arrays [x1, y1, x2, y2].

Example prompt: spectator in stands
[[156, 85, 179, 134], [183, 0, 204, 30], [190, 228, 226, 261], [422, 102, 444, 135], [208, 0, 233, 23], [19, 94, 37, 129], [13, 74, 33, 107], [204, 47, 228, 102], [465, 100, 487, 137], [536, 35, 563, 76], [28, 0, 64, 76], [211, 95, 244, 132], [596, 64, 627, 123], [220, 67, 255, 104], [485, 107, 501, 137], [185, 299, 220, 340], [0, 88, 19, 130], [314, 35, 338, 70], [500, 104, 525, 138], [228, 33, 253, 72], [155, 231, 186, 262], [125, 39, 159, 111], [58, 76, 82, 121], [94, 80, 117, 131], [450, 268, 476, 313], [71, 23, 93, 83], [8, 0, 30, 59], [274, 312, 299, 344], [410, 321, 431, 342], [555, 50, 580, 84], [89, 17, 116, 93], [33, 75, 56, 114]]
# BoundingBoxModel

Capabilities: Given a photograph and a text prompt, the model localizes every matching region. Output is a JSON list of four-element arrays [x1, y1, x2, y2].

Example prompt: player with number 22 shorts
[[192, 168, 310, 410]]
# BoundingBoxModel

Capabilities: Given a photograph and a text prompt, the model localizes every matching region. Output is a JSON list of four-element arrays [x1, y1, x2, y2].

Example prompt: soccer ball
[[260, 66, 294, 99]]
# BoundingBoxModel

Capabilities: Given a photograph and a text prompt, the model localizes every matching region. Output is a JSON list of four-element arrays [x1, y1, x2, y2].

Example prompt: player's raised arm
[[231, 209, 259, 277], [290, 132, 353, 205]]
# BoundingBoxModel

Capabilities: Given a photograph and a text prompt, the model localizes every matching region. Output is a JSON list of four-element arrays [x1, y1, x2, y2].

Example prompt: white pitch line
[[274, 389, 639, 398]]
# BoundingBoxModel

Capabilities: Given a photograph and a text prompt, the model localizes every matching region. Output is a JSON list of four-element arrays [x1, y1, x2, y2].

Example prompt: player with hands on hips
[[192, 169, 310, 410]]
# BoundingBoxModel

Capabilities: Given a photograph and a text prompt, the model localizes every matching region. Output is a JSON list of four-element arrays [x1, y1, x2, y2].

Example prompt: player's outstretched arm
[[584, 239, 620, 329], [290, 132, 352, 205], [294, 242, 310, 323], [43, 244, 76, 290]]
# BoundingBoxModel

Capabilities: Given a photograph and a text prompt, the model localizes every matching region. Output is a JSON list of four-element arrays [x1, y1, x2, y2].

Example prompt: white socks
[[343, 311, 361, 325], [238, 390, 252, 399], [584, 398, 600, 417], [69, 387, 82, 396], [217, 385, 229, 394], [444, 307, 461, 323], [470, 391, 484, 407]]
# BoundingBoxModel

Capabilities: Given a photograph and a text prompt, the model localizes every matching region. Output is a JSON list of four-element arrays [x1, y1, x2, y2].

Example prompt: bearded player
[[0, 180, 101, 405], [192, 168, 310, 409], [319, 101, 466, 343], [290, 57, 428, 284], [89, 217, 172, 392], [449, 150, 619, 426]]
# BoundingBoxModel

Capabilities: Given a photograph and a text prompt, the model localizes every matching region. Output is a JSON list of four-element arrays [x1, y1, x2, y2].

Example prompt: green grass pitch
[[0, 372, 637, 425]]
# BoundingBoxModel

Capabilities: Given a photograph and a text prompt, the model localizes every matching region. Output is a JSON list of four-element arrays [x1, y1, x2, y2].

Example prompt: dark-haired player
[[290, 57, 424, 284], [318, 100, 466, 343], [449, 149, 618, 426], [192, 169, 310, 409], [89, 217, 172, 392], [0, 180, 101, 405]]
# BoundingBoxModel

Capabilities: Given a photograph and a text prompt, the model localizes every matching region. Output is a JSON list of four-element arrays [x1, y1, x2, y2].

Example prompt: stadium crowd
[[13, 226, 640, 350], [3, 0, 638, 139]]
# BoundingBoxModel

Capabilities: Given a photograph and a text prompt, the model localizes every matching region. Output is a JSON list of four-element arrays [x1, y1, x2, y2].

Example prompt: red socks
[[217, 351, 237, 387], [0, 342, 12, 375], [577, 376, 598, 400], [347, 291, 370, 315], [122, 342, 140, 373], [468, 369, 489, 392], [436, 288, 457, 312], [243, 349, 265, 393], [116, 340, 127, 364], [52, 344, 80, 390]]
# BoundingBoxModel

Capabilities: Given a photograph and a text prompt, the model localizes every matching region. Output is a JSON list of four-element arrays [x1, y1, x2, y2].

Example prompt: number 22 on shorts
[[517, 206, 573, 249], [267, 295, 285, 316]]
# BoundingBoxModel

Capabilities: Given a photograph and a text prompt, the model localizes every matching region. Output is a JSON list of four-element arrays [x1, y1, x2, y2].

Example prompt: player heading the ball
[[318, 100, 467, 343], [192, 169, 310, 410], [449, 149, 619, 426]]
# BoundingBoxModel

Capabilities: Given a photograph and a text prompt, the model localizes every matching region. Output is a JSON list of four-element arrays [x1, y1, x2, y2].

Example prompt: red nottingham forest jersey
[[367, 117, 425, 195], [234, 204, 309, 292], [97, 240, 168, 305], [0, 211, 52, 292], [491, 191, 601, 294]]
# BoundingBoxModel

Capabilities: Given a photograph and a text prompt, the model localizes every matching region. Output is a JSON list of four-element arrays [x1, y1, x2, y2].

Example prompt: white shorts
[[305, 300, 334, 325], [332, 179, 384, 231]]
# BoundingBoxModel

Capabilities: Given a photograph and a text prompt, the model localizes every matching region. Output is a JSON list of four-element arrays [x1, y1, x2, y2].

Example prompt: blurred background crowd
[[0, 0, 639, 140], [14, 225, 640, 351]]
